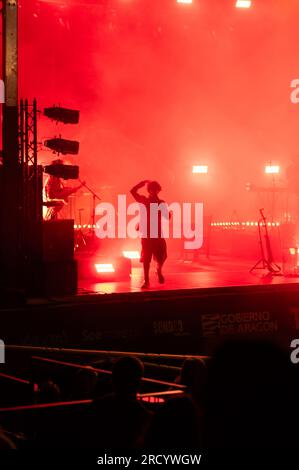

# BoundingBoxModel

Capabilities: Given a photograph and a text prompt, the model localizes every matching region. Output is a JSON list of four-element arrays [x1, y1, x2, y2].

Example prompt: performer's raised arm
[[130, 180, 149, 203]]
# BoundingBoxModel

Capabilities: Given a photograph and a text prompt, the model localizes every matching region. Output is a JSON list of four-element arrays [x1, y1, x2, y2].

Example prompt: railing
[[30, 356, 187, 389], [0, 372, 32, 386], [6, 345, 209, 361], [0, 390, 184, 414], [1, 345, 207, 411]]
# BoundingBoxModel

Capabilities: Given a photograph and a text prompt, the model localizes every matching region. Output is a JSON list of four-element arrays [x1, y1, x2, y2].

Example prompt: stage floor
[[3, 256, 299, 356], [78, 257, 299, 296]]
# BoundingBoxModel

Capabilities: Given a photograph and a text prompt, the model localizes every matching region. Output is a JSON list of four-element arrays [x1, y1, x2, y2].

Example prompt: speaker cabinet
[[43, 220, 74, 262], [30, 260, 78, 296], [28, 220, 77, 296]]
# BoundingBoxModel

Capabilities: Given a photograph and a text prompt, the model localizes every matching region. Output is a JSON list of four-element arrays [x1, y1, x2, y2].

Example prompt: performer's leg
[[141, 239, 151, 289], [142, 261, 150, 289], [156, 262, 165, 284], [155, 239, 167, 284]]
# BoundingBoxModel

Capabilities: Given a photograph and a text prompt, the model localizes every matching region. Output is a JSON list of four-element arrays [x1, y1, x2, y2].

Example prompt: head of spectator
[[72, 366, 98, 400], [112, 356, 144, 398], [38, 379, 61, 404], [179, 357, 207, 405]]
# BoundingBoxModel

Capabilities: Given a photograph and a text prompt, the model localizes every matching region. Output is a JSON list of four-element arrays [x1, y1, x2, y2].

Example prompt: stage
[[78, 257, 299, 295], [1, 257, 299, 357]]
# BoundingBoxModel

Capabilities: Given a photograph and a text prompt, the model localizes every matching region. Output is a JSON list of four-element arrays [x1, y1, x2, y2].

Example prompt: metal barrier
[[0, 390, 184, 413], [0, 372, 32, 386], [6, 345, 209, 361], [31, 356, 187, 389]]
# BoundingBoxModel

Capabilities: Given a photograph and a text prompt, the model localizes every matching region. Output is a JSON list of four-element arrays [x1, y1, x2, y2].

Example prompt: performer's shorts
[[140, 238, 167, 265]]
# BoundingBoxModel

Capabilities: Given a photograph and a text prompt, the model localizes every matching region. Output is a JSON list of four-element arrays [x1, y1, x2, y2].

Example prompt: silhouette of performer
[[131, 180, 168, 289]]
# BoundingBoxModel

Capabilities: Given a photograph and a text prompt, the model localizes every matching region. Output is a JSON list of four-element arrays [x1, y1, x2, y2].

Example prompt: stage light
[[122, 251, 140, 260], [79, 258, 131, 280], [177, 0, 192, 4], [192, 165, 208, 174], [236, 0, 251, 8], [44, 107, 80, 125], [141, 396, 165, 404], [44, 138, 80, 155], [265, 165, 280, 174], [95, 263, 115, 273]]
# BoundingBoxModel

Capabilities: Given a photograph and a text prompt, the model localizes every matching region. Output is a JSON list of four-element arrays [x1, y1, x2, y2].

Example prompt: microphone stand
[[79, 180, 101, 244], [250, 208, 281, 275], [75, 208, 87, 252]]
